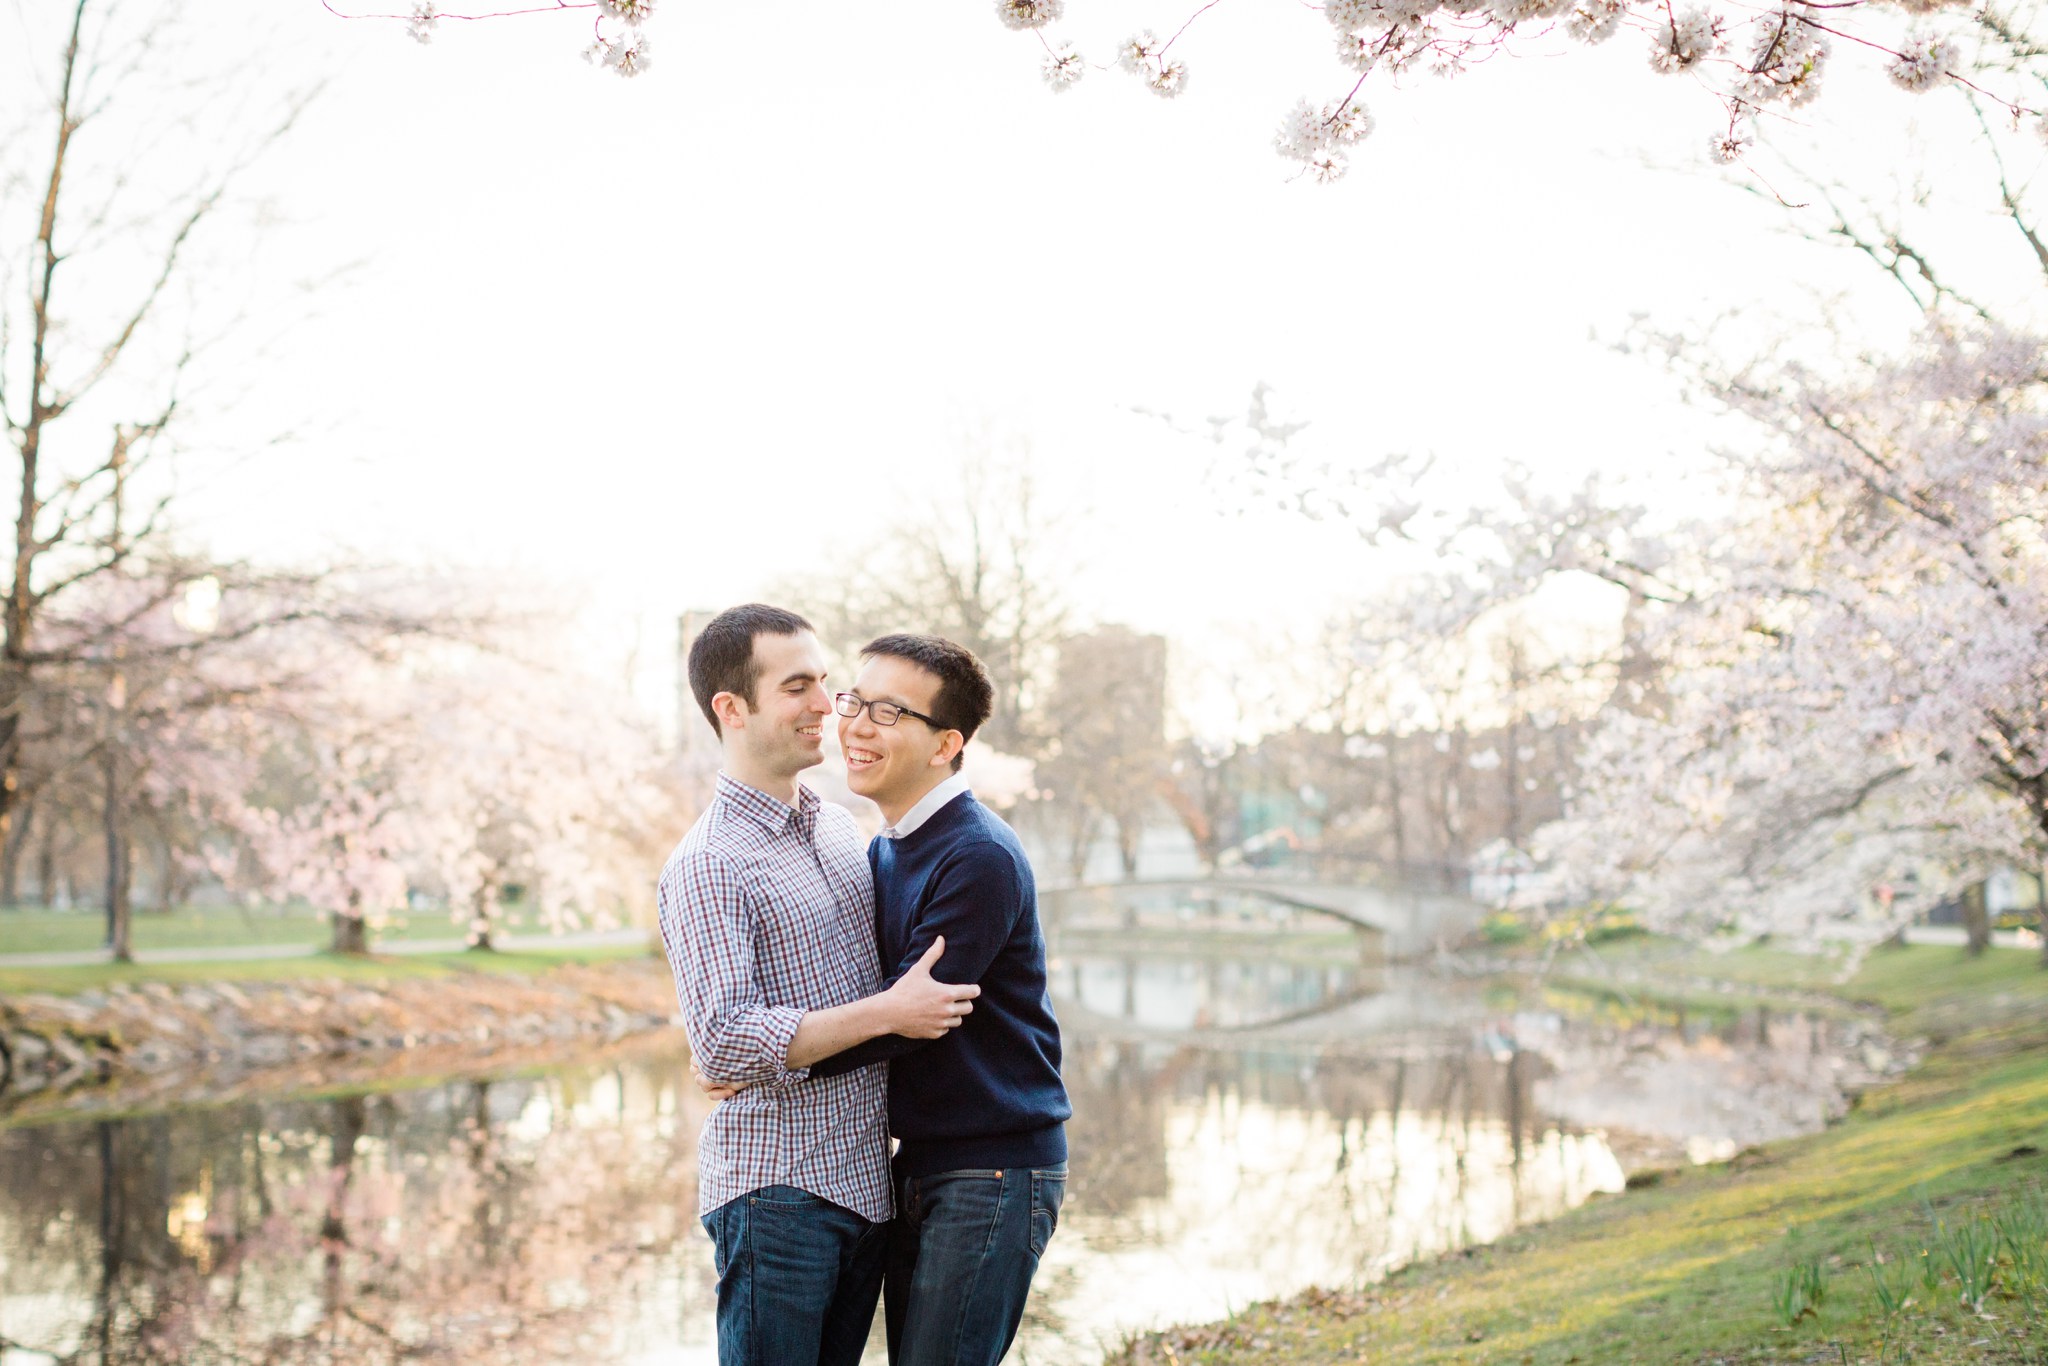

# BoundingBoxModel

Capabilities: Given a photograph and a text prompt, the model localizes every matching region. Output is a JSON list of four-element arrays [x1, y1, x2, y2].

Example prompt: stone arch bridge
[[1041, 877, 1488, 959]]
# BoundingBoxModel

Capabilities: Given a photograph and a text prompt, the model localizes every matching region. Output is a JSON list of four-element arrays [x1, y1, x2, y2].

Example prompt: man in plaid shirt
[[658, 604, 981, 1366]]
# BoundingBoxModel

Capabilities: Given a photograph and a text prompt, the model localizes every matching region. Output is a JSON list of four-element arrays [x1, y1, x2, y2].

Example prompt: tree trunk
[[0, 789, 32, 908], [102, 746, 131, 962], [94, 1118, 125, 1364], [2034, 870, 2048, 970], [320, 1096, 366, 1332], [151, 839, 177, 914], [34, 810, 56, 907], [1064, 807, 1096, 884], [1386, 749, 1409, 886], [468, 885, 495, 952], [330, 885, 369, 954], [1960, 879, 1991, 958], [330, 911, 368, 955]]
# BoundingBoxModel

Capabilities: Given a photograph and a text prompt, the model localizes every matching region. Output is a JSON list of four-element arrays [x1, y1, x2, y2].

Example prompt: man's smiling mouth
[[845, 747, 882, 767]]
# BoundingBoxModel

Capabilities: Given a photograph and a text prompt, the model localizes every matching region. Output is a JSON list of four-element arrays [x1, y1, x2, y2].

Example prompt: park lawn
[[1564, 934, 1851, 991], [0, 944, 656, 996], [1553, 938, 2048, 1029], [0, 902, 559, 956], [1838, 945, 2048, 1028], [1109, 947, 2048, 1366]]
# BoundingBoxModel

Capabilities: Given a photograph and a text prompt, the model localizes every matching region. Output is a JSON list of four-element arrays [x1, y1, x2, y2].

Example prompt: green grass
[[1109, 940, 2048, 1365], [0, 902, 508, 956], [1572, 934, 1853, 991], [1841, 944, 2048, 1021], [1111, 1017, 2048, 1364], [1557, 937, 2048, 1032], [0, 944, 656, 996]]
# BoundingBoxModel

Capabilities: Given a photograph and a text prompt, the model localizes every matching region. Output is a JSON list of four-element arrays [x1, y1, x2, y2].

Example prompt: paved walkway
[[0, 927, 651, 969], [1828, 925, 2038, 950]]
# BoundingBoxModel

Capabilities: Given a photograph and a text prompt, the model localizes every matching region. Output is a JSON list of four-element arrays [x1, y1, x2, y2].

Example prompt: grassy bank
[[1110, 944, 2048, 1365], [1576, 937, 2048, 1020], [0, 902, 580, 956], [0, 943, 654, 996]]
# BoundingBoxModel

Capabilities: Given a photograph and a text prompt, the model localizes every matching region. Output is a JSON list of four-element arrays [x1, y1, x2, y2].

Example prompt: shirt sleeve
[[657, 848, 811, 1088], [808, 839, 1024, 1079]]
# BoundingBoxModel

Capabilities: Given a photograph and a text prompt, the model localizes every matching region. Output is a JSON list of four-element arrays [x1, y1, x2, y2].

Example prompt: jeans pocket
[[702, 1205, 740, 1277], [1028, 1168, 1066, 1259], [748, 1184, 823, 1209]]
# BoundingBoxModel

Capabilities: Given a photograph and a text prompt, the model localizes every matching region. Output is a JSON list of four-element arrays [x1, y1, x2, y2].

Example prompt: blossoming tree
[[332, 0, 2048, 181], [222, 617, 672, 955], [1540, 319, 2048, 950]]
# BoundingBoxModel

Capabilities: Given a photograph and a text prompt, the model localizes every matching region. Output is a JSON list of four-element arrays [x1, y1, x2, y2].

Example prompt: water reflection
[[1058, 954, 1377, 1032], [0, 1052, 718, 1365], [1040, 1039, 1620, 1359], [0, 951, 1869, 1365]]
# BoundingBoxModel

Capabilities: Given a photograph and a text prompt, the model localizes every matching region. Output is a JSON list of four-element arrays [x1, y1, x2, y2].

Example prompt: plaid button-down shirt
[[656, 773, 892, 1221]]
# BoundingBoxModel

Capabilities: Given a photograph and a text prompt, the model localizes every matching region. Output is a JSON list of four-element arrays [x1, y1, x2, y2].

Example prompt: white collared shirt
[[880, 772, 972, 840]]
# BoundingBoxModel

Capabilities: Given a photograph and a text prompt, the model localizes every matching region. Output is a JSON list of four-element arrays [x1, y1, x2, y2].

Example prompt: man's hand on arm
[[784, 936, 979, 1069], [805, 844, 1026, 1081], [690, 937, 981, 1098]]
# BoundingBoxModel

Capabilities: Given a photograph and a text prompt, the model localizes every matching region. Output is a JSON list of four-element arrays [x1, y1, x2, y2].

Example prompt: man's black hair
[[689, 604, 814, 736], [862, 633, 994, 773]]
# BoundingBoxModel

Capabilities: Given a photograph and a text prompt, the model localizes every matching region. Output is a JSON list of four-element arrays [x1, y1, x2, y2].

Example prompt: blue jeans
[[884, 1165, 1067, 1366], [701, 1185, 887, 1366]]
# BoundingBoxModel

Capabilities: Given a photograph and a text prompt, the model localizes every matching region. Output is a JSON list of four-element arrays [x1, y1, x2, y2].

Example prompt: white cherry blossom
[[1148, 58, 1190, 97], [1564, 0, 1627, 45], [1336, 29, 1382, 72], [996, 0, 1065, 32], [1325, 0, 1381, 31], [1117, 29, 1163, 74], [1708, 125, 1753, 162], [1307, 149, 1349, 183], [1042, 40, 1086, 89], [1650, 6, 1724, 73], [1888, 32, 1958, 92]]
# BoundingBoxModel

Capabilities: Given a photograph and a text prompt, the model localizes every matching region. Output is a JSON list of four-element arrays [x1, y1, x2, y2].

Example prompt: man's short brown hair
[[689, 604, 813, 736]]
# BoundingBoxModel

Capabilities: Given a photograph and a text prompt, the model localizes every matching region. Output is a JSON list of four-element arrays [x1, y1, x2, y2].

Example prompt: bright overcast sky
[[30, 0, 2037, 716]]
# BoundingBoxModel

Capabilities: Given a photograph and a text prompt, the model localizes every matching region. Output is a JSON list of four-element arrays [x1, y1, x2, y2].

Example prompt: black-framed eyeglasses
[[834, 691, 947, 730]]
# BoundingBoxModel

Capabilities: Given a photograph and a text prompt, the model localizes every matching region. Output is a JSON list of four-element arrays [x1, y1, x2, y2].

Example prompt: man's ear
[[712, 690, 750, 732], [930, 730, 965, 769]]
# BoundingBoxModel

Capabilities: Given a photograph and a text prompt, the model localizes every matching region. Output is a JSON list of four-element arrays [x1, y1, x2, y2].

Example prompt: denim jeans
[[884, 1165, 1067, 1366], [700, 1185, 887, 1366]]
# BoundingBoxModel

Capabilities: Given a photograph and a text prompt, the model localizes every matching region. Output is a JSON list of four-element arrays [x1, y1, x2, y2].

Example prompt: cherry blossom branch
[[1970, 97, 2048, 285], [1159, 0, 1231, 57], [320, 1, 594, 19]]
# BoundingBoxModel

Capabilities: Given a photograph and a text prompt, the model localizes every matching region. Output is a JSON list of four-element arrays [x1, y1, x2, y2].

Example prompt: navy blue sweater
[[812, 792, 1070, 1178]]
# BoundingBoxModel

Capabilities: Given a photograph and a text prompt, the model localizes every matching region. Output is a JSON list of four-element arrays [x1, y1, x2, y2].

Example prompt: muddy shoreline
[[0, 955, 685, 1119]]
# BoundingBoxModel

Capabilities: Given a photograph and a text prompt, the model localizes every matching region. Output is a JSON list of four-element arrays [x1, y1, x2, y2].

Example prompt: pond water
[[0, 937, 1880, 1365]]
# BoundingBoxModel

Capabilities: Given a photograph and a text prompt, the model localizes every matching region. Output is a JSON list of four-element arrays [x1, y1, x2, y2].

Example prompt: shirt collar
[[716, 771, 820, 836], [880, 772, 971, 841]]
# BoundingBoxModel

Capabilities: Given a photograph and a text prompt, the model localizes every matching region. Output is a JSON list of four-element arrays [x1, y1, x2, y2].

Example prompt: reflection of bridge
[[1043, 878, 1488, 959]]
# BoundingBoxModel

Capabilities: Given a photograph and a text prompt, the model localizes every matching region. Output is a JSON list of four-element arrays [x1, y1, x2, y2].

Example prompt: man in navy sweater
[[804, 633, 1071, 1366]]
